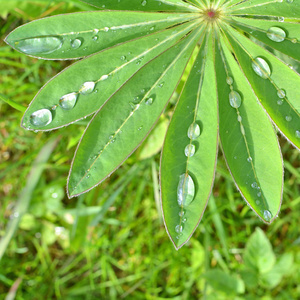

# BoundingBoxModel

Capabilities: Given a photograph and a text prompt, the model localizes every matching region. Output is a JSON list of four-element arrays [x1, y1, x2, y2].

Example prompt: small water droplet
[[92, 35, 99, 41], [145, 97, 154, 105], [229, 91, 242, 108], [251, 182, 258, 189], [226, 76, 233, 85], [14, 36, 63, 55], [256, 200, 260, 205], [267, 27, 286, 42], [237, 115, 242, 122], [141, 0, 147, 6], [187, 123, 200, 140], [296, 130, 300, 138], [252, 57, 271, 79], [257, 192, 261, 197], [80, 81, 95, 94], [59, 92, 78, 110], [177, 173, 195, 207], [103, 27, 109, 32], [179, 210, 185, 217], [30, 109, 52, 126], [240, 124, 246, 136], [263, 210, 272, 221], [93, 29, 99, 34], [277, 99, 284, 105], [286, 0, 293, 3], [182, 217, 187, 223], [71, 38, 82, 49], [138, 126, 143, 131], [184, 144, 196, 157], [175, 225, 183, 233], [278, 17, 284, 22], [51, 105, 58, 111], [247, 157, 252, 162], [158, 82, 165, 88], [120, 55, 126, 61], [285, 115, 292, 122], [277, 89, 286, 98], [291, 38, 297, 43], [100, 74, 109, 81]]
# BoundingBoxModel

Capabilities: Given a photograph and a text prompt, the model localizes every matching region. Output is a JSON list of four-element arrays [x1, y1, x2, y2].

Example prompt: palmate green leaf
[[215, 31, 283, 223], [67, 26, 203, 197], [161, 33, 218, 249], [19, 21, 198, 131], [226, 0, 300, 20], [229, 17, 300, 62], [79, 0, 199, 12], [223, 24, 300, 150], [5, 10, 196, 59]]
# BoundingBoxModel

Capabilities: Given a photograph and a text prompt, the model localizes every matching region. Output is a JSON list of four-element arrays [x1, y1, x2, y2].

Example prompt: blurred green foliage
[[0, 1, 299, 299]]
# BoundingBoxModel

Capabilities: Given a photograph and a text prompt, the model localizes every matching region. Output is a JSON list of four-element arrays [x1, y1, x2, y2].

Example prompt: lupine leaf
[[79, 0, 199, 12], [226, 0, 300, 20], [68, 27, 203, 197], [224, 24, 300, 150], [20, 21, 198, 131], [161, 33, 218, 249], [215, 32, 283, 223], [5, 11, 196, 59]]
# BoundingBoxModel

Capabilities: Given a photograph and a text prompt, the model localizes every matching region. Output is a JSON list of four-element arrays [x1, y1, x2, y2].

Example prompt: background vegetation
[[0, 1, 299, 299]]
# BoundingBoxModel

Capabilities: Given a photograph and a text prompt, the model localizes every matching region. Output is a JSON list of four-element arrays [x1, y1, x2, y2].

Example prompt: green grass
[[0, 1, 299, 299]]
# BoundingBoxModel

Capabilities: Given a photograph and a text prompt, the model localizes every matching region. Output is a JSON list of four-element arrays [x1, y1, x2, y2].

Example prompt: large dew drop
[[263, 210, 272, 222], [184, 144, 195, 157], [80, 81, 95, 94], [267, 27, 286, 42], [71, 38, 82, 49], [14, 36, 62, 55], [187, 123, 200, 140], [59, 92, 78, 110], [252, 57, 271, 79], [177, 173, 195, 207], [229, 91, 242, 108], [30, 109, 52, 126]]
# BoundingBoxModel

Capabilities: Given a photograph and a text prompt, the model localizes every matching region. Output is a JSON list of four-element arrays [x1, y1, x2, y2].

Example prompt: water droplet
[[30, 109, 52, 126], [179, 210, 185, 217], [51, 105, 58, 111], [59, 92, 78, 110], [247, 157, 252, 162], [256, 200, 260, 205], [93, 29, 99, 34], [71, 38, 82, 49], [267, 27, 286, 42], [158, 82, 165, 88], [14, 36, 63, 55], [145, 97, 154, 105], [226, 77, 233, 85], [177, 173, 195, 207], [285, 115, 292, 122], [286, 0, 293, 3], [80, 81, 95, 94], [277, 89, 286, 98], [184, 144, 195, 157], [252, 57, 271, 79], [263, 210, 272, 221], [120, 55, 126, 61], [291, 38, 297, 43], [251, 182, 258, 189], [92, 35, 99, 41], [278, 17, 284, 22], [296, 130, 300, 138], [257, 192, 261, 197], [229, 91, 242, 108], [141, 0, 147, 6], [104, 27, 109, 32], [240, 124, 246, 136], [138, 126, 143, 131], [237, 115, 242, 122], [187, 123, 200, 140], [277, 99, 284, 105], [100, 74, 109, 81], [175, 225, 183, 233], [182, 217, 187, 223]]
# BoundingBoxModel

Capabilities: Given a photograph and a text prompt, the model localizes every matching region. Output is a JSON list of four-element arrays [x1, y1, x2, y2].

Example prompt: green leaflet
[[5, 11, 197, 59], [216, 31, 283, 222], [161, 32, 218, 249], [223, 24, 300, 150], [79, 0, 199, 12], [226, 0, 300, 20], [229, 17, 300, 62], [20, 21, 199, 131], [68, 27, 203, 197]]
